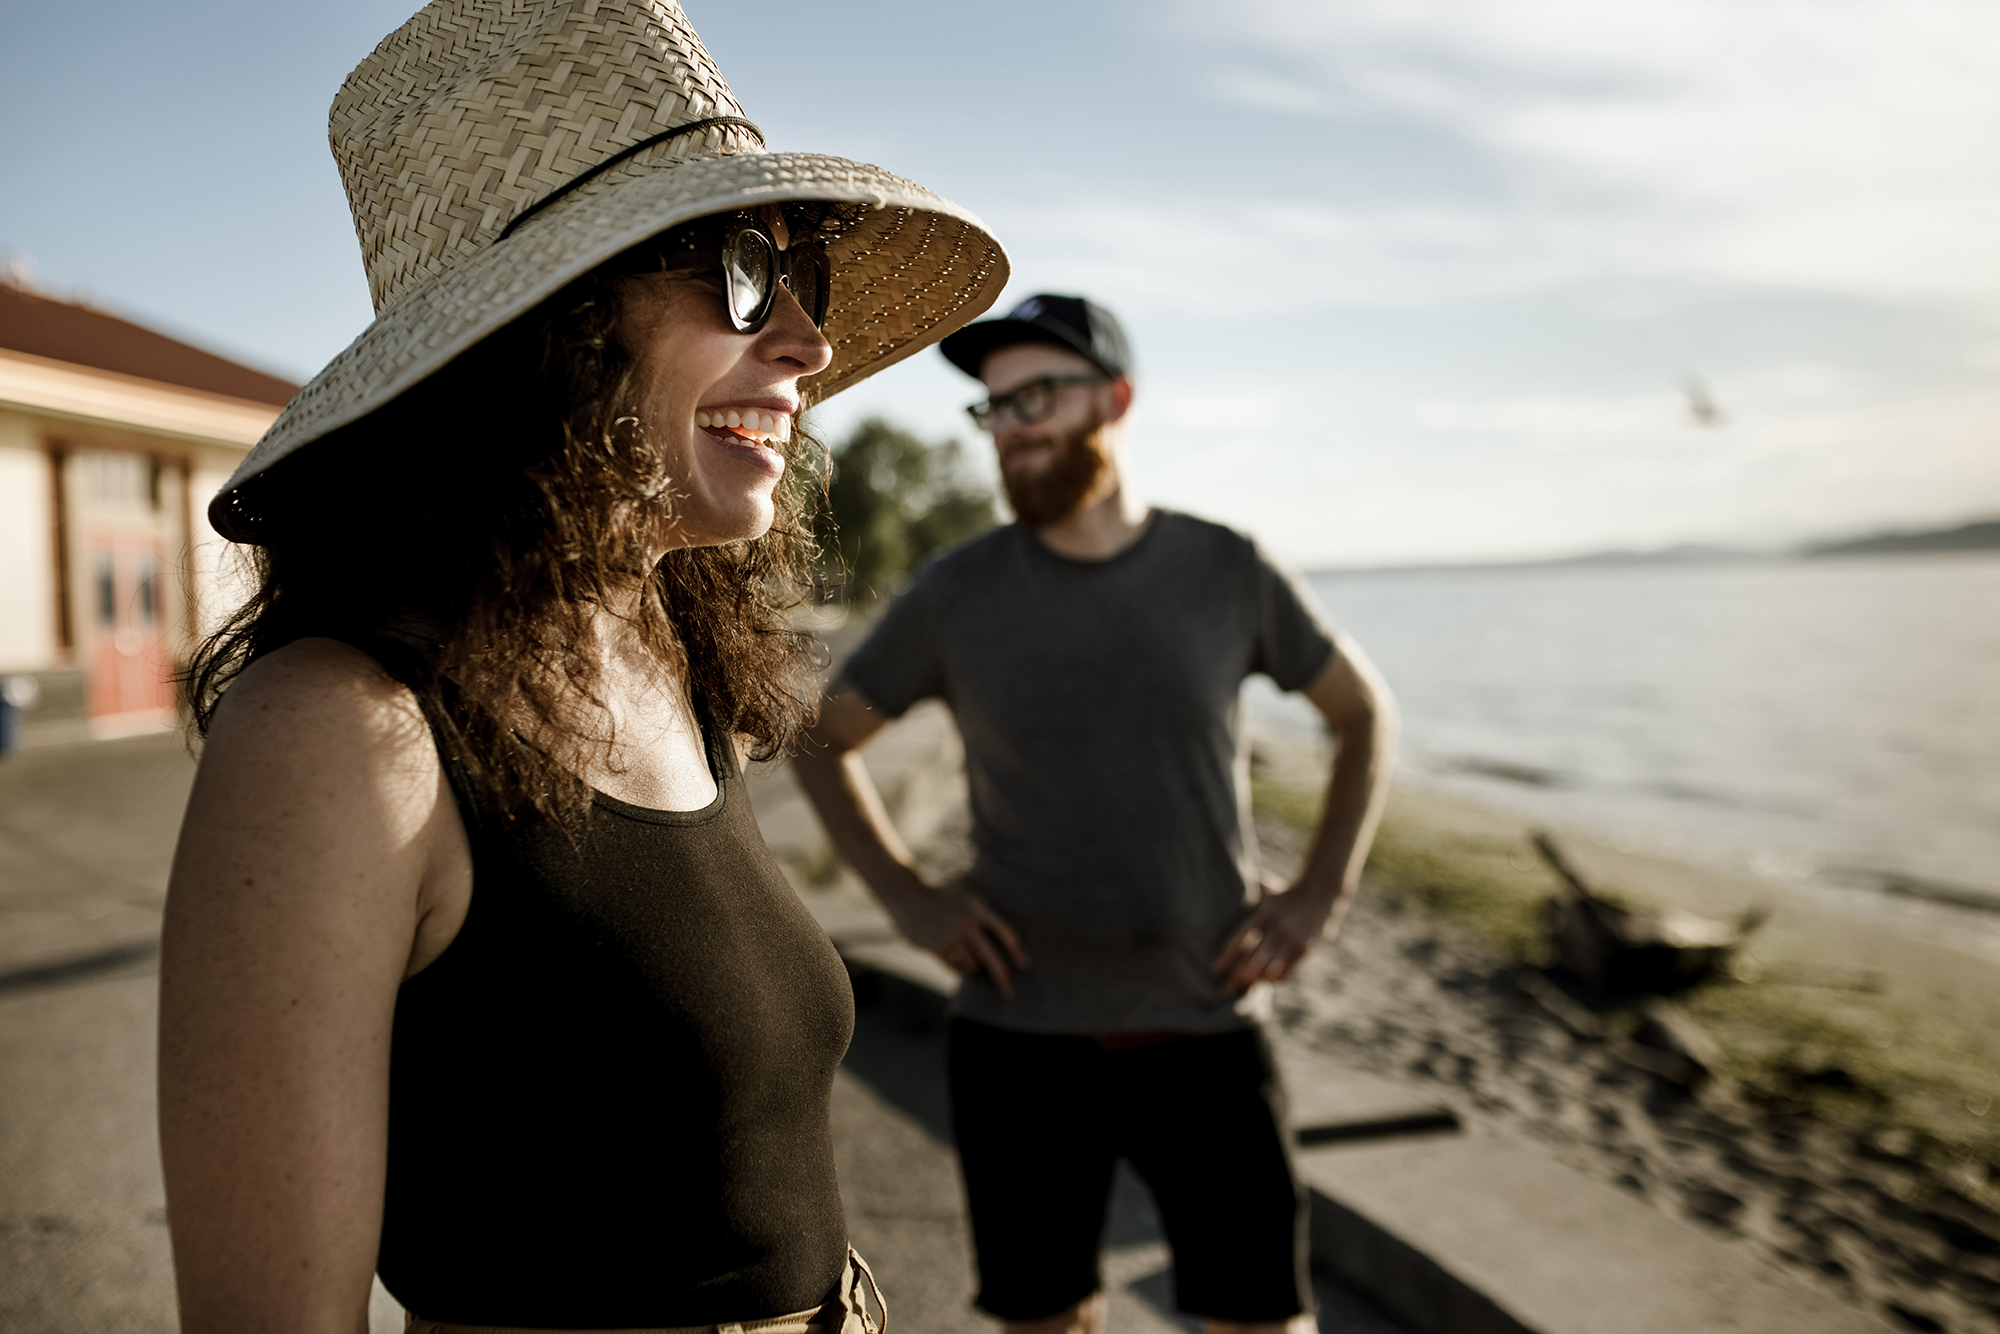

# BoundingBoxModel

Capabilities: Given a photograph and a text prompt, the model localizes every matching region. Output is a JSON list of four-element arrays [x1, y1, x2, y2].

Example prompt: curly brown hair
[[184, 210, 850, 829]]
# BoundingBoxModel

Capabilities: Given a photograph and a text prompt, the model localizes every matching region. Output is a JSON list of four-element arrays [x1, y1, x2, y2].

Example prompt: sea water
[[1246, 551, 2000, 928]]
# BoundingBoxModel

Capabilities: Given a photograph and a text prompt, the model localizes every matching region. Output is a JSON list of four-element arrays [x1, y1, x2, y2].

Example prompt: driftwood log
[[1519, 833, 1768, 1088], [1533, 831, 1767, 995], [1625, 998, 1726, 1089]]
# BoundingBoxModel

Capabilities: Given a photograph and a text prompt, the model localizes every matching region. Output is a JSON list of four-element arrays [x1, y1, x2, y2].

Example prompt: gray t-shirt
[[841, 511, 1338, 1035]]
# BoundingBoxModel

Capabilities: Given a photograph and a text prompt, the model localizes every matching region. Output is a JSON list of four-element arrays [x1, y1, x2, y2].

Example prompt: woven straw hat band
[[334, 0, 761, 315]]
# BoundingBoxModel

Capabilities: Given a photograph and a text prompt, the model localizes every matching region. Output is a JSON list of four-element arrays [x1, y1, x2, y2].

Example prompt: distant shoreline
[[1310, 518, 2000, 578]]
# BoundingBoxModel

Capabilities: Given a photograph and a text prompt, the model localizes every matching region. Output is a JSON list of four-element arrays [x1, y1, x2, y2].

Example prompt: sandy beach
[[1247, 727, 2000, 1334]]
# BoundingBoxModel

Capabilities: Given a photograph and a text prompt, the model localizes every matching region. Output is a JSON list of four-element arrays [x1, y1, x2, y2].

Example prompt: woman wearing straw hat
[[155, 3, 1004, 1331]]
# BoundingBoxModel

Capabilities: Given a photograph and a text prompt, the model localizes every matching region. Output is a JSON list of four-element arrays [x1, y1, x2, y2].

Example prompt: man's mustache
[[998, 437, 1056, 464]]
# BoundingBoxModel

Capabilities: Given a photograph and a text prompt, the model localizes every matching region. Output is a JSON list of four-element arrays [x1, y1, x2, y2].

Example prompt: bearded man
[[795, 295, 1397, 1334]]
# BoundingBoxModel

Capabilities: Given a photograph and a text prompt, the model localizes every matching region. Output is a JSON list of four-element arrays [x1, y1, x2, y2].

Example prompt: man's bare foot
[[1004, 1291, 1107, 1334]]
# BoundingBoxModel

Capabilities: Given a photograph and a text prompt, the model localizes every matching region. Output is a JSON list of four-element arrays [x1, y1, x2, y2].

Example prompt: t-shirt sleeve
[[1249, 543, 1339, 692], [838, 572, 949, 719]]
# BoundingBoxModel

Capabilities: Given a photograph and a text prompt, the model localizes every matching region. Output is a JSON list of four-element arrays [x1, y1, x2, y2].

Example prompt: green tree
[[818, 417, 996, 601]]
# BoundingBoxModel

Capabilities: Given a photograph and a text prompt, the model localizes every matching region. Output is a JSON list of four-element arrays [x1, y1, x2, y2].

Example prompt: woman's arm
[[159, 639, 470, 1334]]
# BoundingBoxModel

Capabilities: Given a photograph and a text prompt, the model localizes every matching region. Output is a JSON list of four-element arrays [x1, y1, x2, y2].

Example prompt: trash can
[[0, 674, 42, 757]]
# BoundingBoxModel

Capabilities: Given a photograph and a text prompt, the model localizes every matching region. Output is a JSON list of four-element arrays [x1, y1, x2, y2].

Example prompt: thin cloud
[[1185, 0, 2000, 310], [988, 197, 1602, 314]]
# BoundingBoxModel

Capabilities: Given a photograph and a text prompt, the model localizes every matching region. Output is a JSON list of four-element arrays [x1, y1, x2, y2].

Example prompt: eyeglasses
[[966, 374, 1107, 431], [653, 213, 832, 334]]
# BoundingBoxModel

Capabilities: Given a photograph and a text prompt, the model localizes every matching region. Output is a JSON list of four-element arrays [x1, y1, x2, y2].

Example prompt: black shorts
[[946, 1017, 1310, 1323]]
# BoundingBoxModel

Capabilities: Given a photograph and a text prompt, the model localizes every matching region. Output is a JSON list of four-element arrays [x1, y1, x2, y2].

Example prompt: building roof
[[0, 279, 299, 408]]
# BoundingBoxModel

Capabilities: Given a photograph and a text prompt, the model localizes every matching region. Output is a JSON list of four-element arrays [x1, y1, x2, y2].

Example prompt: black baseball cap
[[939, 293, 1132, 381]]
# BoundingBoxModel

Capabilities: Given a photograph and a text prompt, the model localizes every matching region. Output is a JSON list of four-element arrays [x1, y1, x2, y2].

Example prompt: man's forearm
[[796, 733, 1028, 993], [792, 746, 928, 909], [1295, 711, 1395, 904]]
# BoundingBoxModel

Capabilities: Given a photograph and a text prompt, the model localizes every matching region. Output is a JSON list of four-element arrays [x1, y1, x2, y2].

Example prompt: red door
[[87, 537, 177, 724]]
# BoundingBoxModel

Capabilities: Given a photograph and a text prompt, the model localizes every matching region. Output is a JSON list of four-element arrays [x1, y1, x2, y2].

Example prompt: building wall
[[0, 408, 251, 678], [0, 399, 265, 742], [0, 410, 56, 673]]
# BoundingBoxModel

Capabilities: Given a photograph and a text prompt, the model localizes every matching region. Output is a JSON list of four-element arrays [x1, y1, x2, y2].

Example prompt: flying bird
[[1680, 374, 1725, 429]]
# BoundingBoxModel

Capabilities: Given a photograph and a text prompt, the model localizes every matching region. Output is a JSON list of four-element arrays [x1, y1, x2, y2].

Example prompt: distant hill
[[1313, 543, 1766, 577], [1545, 543, 1754, 567], [1313, 521, 2000, 578], [1806, 519, 2000, 557]]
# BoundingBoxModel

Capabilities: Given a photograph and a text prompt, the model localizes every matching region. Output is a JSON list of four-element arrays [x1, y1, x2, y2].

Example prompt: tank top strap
[[330, 632, 494, 838], [693, 692, 741, 790]]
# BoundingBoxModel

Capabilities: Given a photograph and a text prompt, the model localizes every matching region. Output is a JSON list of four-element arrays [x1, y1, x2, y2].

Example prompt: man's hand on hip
[[1212, 639, 1396, 996], [886, 878, 1031, 998], [795, 685, 1030, 996], [1212, 878, 1347, 995]]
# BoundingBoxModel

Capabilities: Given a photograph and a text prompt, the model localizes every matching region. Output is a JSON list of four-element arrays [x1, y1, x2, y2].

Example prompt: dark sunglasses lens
[[722, 228, 775, 329], [802, 250, 831, 329], [781, 248, 831, 329]]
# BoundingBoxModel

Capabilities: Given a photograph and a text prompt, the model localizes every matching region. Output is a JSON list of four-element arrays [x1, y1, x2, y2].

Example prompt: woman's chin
[[668, 495, 778, 549]]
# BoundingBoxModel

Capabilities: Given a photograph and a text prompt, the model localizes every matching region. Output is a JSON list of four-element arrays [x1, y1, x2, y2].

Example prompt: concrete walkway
[[1, 733, 188, 1333]]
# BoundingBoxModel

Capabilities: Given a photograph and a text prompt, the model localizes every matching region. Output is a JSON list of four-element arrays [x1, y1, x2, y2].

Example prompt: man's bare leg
[[1206, 1316, 1319, 1334], [1005, 1290, 1107, 1334]]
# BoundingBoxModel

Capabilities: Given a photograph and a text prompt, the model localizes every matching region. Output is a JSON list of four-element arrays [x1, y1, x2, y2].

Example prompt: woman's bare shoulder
[[173, 636, 471, 977], [209, 637, 430, 751], [194, 638, 448, 825], [178, 637, 459, 910]]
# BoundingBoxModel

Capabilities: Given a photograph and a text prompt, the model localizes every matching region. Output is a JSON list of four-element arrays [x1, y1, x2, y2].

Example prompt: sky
[[4, 0, 1998, 567]]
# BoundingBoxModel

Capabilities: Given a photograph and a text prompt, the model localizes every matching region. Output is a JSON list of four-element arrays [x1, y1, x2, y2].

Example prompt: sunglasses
[[966, 373, 1108, 431], [653, 212, 832, 334]]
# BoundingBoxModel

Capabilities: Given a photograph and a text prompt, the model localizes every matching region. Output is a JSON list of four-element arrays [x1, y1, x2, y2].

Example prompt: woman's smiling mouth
[[695, 406, 791, 476], [695, 407, 791, 444]]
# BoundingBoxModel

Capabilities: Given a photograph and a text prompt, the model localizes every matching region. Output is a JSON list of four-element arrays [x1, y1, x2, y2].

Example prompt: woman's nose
[[759, 285, 834, 375]]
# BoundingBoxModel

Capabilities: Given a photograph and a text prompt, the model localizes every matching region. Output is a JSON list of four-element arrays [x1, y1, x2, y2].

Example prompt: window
[[136, 555, 157, 624], [96, 553, 116, 626]]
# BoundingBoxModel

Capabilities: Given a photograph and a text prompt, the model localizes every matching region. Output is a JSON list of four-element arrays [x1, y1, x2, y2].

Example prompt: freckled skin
[[158, 281, 832, 1332]]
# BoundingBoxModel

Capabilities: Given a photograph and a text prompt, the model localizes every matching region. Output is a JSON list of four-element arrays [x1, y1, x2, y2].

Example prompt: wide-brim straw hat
[[210, 0, 1008, 541]]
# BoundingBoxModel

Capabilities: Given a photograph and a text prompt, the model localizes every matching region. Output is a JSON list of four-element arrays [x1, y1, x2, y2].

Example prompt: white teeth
[[697, 408, 791, 444]]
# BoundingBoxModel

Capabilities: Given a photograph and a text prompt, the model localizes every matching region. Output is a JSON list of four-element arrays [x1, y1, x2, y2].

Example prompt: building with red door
[[0, 274, 297, 746]]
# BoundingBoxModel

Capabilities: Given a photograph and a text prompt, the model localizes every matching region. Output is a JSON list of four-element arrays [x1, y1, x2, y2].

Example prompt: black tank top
[[364, 642, 855, 1327]]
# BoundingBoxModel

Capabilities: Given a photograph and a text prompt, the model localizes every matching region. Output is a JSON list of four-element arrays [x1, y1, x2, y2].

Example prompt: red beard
[[1000, 415, 1113, 527]]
